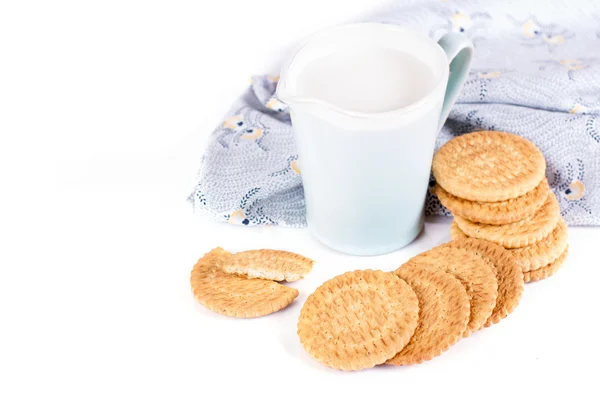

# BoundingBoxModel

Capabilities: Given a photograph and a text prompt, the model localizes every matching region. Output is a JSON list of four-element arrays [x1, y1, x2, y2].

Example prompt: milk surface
[[295, 48, 436, 113]]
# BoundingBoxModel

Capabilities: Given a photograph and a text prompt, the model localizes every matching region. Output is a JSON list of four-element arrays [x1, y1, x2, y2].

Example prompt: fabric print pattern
[[425, 192, 452, 217], [248, 74, 280, 105], [446, 110, 496, 136], [508, 15, 574, 51], [237, 187, 279, 226], [536, 58, 595, 81], [262, 75, 279, 91], [225, 187, 272, 226], [266, 97, 288, 113], [194, 190, 208, 207], [463, 69, 505, 101], [587, 117, 600, 143], [566, 97, 600, 122], [266, 97, 291, 122], [250, 74, 291, 122], [570, 103, 589, 115], [269, 155, 301, 177], [228, 209, 248, 225], [430, 9, 491, 44], [290, 159, 301, 175], [218, 112, 268, 150], [425, 174, 451, 217], [549, 159, 592, 216]]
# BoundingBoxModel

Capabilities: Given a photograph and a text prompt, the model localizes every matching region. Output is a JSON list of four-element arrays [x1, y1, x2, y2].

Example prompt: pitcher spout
[[275, 75, 334, 121], [275, 74, 317, 109]]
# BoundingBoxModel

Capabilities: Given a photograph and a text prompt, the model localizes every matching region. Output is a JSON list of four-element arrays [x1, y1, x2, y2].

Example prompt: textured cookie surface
[[191, 248, 299, 318], [387, 265, 470, 366], [432, 131, 546, 202], [408, 246, 498, 337], [451, 218, 569, 273], [445, 239, 523, 327], [523, 246, 569, 283], [434, 179, 549, 225], [511, 218, 568, 272], [454, 195, 560, 248], [223, 249, 314, 282], [450, 220, 468, 239], [298, 270, 419, 371]]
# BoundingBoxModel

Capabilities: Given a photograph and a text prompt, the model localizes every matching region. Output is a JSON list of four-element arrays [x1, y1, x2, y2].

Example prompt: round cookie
[[408, 246, 498, 337], [454, 195, 560, 248], [190, 248, 299, 318], [432, 131, 546, 202], [444, 239, 524, 327], [511, 218, 568, 272], [524, 245, 569, 283], [298, 270, 419, 371], [434, 179, 550, 225], [222, 249, 314, 282], [387, 264, 470, 365], [450, 218, 569, 273], [450, 219, 468, 239]]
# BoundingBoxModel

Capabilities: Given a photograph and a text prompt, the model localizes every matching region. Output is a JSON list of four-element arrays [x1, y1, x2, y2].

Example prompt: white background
[[2, 1, 599, 414]]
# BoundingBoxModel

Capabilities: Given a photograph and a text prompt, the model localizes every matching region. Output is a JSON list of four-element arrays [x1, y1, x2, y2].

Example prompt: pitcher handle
[[437, 33, 474, 131]]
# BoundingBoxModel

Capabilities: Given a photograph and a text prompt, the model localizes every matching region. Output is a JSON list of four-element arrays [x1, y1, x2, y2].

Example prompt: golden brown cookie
[[454, 195, 560, 248], [450, 219, 468, 239], [298, 270, 419, 371], [511, 218, 568, 272], [432, 131, 546, 202], [444, 239, 524, 327], [451, 217, 568, 273], [523, 245, 569, 283], [190, 248, 299, 318], [434, 179, 550, 225], [408, 246, 498, 337], [222, 249, 314, 282], [387, 264, 470, 366]]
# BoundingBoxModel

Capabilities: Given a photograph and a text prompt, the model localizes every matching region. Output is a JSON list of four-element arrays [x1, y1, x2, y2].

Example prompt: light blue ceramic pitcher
[[277, 23, 473, 255]]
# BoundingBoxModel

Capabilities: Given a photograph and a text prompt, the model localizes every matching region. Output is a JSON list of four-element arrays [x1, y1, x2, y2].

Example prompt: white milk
[[295, 48, 436, 113], [277, 24, 474, 254]]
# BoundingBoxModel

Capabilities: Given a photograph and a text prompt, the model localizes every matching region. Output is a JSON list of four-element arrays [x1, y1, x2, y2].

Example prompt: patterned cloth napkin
[[190, 0, 600, 226]]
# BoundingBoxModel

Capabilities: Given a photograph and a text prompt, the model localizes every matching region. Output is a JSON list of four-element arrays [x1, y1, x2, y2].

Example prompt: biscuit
[[444, 239, 524, 327], [432, 131, 546, 202], [523, 245, 569, 283], [408, 247, 498, 337], [454, 195, 560, 248], [451, 218, 569, 273], [450, 219, 468, 239], [190, 248, 298, 318], [223, 249, 314, 282], [298, 270, 419, 371], [434, 179, 550, 225], [511, 218, 568, 272], [387, 264, 470, 365]]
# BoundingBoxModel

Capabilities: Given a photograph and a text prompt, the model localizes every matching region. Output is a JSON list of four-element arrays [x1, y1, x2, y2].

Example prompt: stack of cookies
[[297, 238, 524, 371], [432, 131, 569, 283]]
